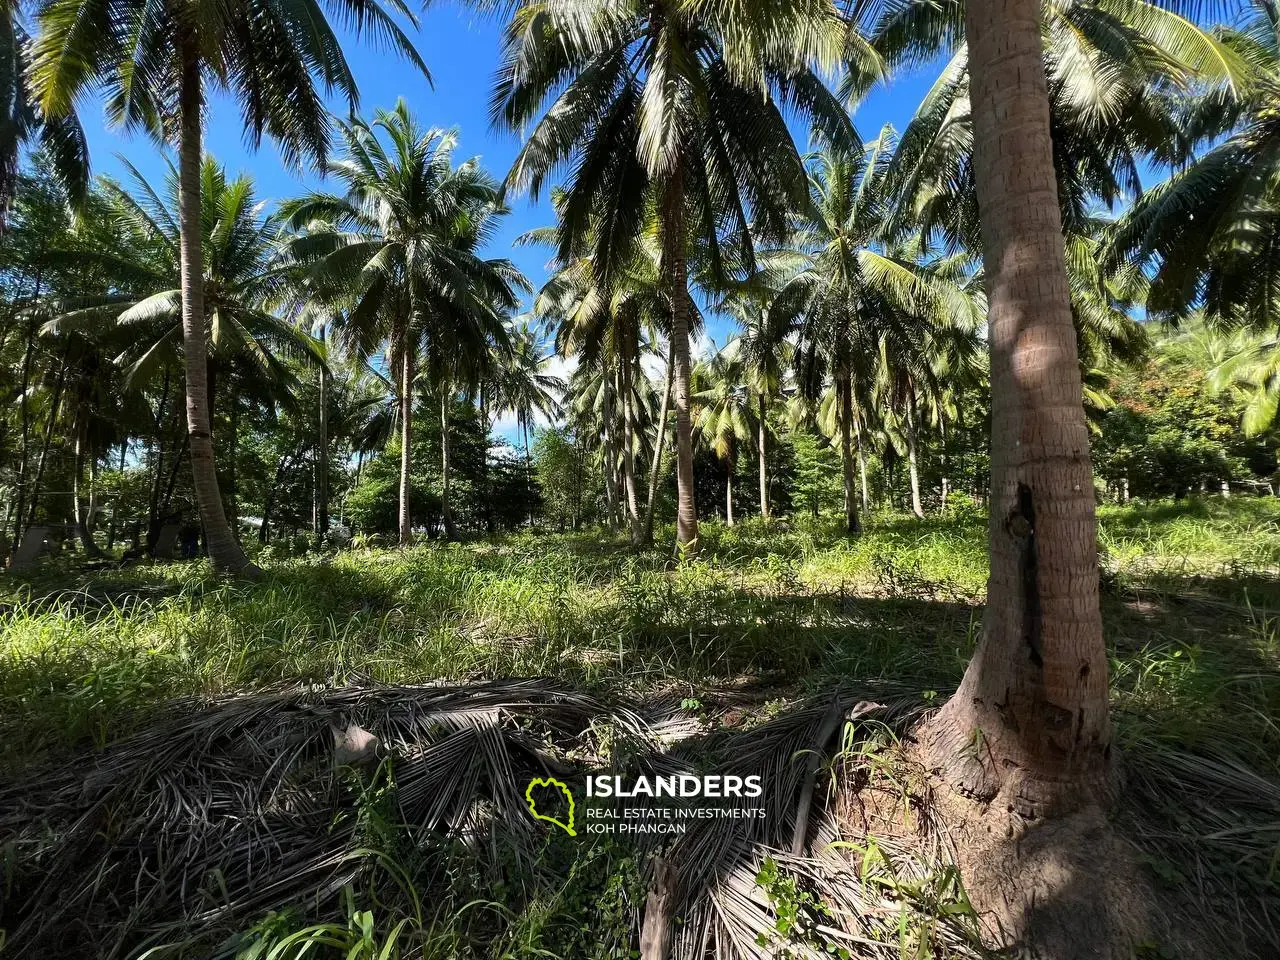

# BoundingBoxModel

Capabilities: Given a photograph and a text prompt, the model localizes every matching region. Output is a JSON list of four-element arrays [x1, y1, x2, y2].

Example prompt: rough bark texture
[[665, 182, 698, 556], [915, 0, 1120, 950], [176, 45, 257, 577], [920, 0, 1111, 814]]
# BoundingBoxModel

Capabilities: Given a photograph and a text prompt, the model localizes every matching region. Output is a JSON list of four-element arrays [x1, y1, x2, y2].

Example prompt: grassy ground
[[2, 497, 1278, 956]]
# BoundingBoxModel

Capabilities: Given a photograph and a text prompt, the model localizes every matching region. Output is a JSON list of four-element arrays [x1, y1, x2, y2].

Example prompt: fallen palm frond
[[636, 689, 989, 960], [0, 679, 643, 958]]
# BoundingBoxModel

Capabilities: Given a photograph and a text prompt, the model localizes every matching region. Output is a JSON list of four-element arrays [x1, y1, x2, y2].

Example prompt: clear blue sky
[[76, 5, 942, 353]]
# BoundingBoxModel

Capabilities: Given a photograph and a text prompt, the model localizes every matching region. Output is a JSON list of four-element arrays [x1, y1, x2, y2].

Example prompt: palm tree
[[1109, 1, 1280, 328], [0, 4, 87, 226], [492, 0, 868, 556], [493, 319, 565, 527], [53, 157, 323, 550], [732, 291, 792, 520], [770, 134, 981, 534], [692, 343, 753, 525], [281, 104, 526, 544], [919, 0, 1114, 880], [30, 0, 425, 574]]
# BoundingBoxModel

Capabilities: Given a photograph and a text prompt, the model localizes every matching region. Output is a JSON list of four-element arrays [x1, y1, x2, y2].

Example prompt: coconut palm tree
[[493, 319, 565, 527], [30, 0, 425, 574], [770, 133, 981, 534], [0, 4, 87, 226], [492, 0, 869, 556], [731, 290, 792, 520], [918, 0, 1116, 895], [281, 103, 527, 544], [1109, 1, 1280, 328], [692, 343, 754, 525]]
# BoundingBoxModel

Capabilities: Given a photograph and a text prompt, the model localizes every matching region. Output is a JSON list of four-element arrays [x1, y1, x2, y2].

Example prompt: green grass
[[2, 499, 1278, 775], [2, 498, 1279, 957]]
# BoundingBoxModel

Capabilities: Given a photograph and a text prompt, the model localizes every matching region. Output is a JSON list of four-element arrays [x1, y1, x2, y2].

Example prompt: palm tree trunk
[[602, 381, 619, 534], [440, 388, 458, 540], [621, 361, 643, 543], [853, 404, 870, 513], [921, 0, 1110, 817], [8, 316, 37, 564], [316, 331, 329, 542], [665, 179, 698, 556], [176, 44, 257, 577], [23, 358, 67, 533], [906, 394, 924, 518], [398, 334, 414, 545], [838, 373, 861, 535], [642, 339, 676, 544], [757, 396, 770, 520], [73, 381, 103, 558], [725, 461, 734, 526]]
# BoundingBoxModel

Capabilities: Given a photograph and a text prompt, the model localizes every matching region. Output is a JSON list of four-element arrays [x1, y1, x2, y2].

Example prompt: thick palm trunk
[[665, 180, 698, 555], [838, 374, 861, 535], [176, 47, 256, 576], [440, 389, 458, 540], [906, 396, 924, 519], [757, 396, 769, 520], [642, 339, 675, 544], [398, 338, 414, 545], [921, 0, 1110, 815]]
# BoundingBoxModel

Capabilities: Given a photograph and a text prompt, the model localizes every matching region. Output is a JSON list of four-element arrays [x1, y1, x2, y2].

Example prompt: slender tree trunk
[[24, 359, 67, 532], [176, 45, 257, 577], [602, 381, 619, 534], [73, 383, 104, 557], [757, 396, 769, 520], [260, 451, 293, 544], [906, 394, 925, 519], [398, 335, 414, 545], [921, 0, 1110, 816], [8, 316, 37, 563], [440, 389, 458, 540], [853, 405, 871, 513], [725, 460, 734, 526], [838, 373, 861, 535], [642, 339, 675, 544], [664, 178, 698, 556], [621, 362, 643, 543], [317, 342, 329, 542]]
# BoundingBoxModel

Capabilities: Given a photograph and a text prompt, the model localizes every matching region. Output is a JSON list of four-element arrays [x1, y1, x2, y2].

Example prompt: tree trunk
[[757, 395, 769, 520], [398, 334, 415, 545], [260, 451, 293, 545], [602, 381, 619, 534], [665, 179, 698, 556], [176, 45, 257, 577], [642, 339, 675, 544], [7, 316, 37, 564], [24, 358, 67, 532], [921, 0, 1110, 816], [853, 403, 870, 513], [906, 394, 925, 519], [621, 362, 643, 543], [317, 344, 329, 542], [73, 383, 104, 557], [440, 388, 458, 540], [725, 462, 734, 526], [838, 373, 861, 535]]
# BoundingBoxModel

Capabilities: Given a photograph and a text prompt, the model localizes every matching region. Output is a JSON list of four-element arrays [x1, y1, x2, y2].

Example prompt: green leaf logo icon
[[525, 777, 576, 836]]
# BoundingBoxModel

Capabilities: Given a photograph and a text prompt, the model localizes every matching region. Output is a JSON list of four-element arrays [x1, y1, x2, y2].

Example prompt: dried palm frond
[[0, 679, 644, 959]]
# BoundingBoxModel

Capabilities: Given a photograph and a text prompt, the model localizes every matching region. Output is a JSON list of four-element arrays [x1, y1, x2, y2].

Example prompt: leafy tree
[[30, 0, 426, 574]]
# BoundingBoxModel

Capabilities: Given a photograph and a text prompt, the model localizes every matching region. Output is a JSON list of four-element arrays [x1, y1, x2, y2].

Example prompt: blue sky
[[78, 7, 941, 335], [74, 6, 942, 438]]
